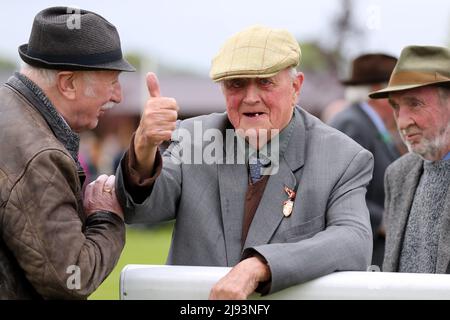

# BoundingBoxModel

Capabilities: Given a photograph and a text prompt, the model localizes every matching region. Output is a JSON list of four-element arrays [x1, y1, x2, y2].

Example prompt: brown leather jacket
[[0, 80, 125, 299]]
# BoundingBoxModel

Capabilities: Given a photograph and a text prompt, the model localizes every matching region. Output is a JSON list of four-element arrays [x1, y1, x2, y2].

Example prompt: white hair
[[345, 82, 390, 104], [20, 63, 58, 87], [287, 66, 298, 80], [21, 63, 100, 97], [438, 86, 450, 106], [344, 85, 372, 104]]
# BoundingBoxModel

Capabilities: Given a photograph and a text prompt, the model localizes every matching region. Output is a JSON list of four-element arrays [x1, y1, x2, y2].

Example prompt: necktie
[[249, 158, 262, 183]]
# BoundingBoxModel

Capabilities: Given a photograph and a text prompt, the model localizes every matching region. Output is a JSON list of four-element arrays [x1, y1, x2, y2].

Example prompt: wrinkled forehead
[[388, 85, 440, 102]]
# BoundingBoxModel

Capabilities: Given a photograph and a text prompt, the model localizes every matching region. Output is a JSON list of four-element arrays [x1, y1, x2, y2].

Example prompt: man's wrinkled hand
[[135, 72, 179, 149], [83, 174, 123, 219], [209, 256, 271, 300], [133, 72, 179, 177]]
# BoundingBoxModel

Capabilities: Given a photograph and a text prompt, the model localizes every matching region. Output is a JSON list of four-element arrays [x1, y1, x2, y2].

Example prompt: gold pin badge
[[283, 186, 296, 217]]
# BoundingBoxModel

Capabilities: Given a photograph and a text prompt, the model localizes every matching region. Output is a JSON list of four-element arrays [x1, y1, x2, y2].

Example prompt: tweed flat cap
[[210, 25, 301, 82], [369, 45, 450, 99], [19, 6, 135, 72]]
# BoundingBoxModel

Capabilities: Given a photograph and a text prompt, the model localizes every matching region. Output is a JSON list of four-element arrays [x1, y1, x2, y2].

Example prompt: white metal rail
[[120, 264, 450, 300]]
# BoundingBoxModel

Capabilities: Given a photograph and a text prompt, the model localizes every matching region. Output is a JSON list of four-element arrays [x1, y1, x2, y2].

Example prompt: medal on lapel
[[283, 186, 296, 217]]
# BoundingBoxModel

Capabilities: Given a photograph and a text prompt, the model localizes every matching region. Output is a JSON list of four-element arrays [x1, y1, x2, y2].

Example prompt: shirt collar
[[359, 102, 393, 144]]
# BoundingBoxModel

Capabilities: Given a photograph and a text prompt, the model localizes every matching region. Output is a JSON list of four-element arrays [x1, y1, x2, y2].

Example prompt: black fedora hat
[[341, 53, 397, 85], [19, 6, 135, 72]]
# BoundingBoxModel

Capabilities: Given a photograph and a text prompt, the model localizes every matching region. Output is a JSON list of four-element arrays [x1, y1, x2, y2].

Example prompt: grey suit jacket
[[116, 106, 374, 294], [383, 153, 450, 273]]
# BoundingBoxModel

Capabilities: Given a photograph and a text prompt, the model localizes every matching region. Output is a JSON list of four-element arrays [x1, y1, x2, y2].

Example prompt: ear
[[56, 71, 77, 100], [292, 72, 304, 103]]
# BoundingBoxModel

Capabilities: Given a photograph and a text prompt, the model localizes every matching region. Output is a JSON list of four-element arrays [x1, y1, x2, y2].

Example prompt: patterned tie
[[249, 158, 262, 183]]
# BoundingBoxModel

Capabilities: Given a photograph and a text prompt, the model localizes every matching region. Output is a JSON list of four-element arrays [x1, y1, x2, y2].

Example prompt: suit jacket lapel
[[391, 157, 423, 270], [243, 107, 306, 249], [243, 159, 297, 249]]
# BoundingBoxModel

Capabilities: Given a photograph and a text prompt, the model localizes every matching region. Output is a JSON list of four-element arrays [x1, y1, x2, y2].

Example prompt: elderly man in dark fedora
[[115, 25, 373, 299], [330, 53, 406, 268], [369, 45, 450, 273], [0, 7, 135, 299]]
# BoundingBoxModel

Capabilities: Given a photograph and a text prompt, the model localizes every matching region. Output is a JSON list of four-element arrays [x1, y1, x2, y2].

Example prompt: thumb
[[146, 72, 161, 97]]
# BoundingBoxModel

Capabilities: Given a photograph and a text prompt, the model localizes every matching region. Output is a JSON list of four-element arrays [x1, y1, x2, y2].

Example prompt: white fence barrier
[[120, 264, 450, 300]]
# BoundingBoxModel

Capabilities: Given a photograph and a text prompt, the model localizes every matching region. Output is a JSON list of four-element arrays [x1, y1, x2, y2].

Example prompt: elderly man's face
[[389, 86, 450, 160], [222, 69, 303, 137], [71, 70, 122, 132]]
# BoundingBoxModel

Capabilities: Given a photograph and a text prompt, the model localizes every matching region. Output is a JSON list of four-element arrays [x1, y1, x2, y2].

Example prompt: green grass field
[[89, 222, 173, 300]]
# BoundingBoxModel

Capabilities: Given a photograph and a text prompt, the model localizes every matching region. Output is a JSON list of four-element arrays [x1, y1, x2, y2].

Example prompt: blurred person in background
[[369, 45, 450, 273], [116, 25, 373, 299], [0, 7, 134, 299], [321, 98, 348, 124], [79, 131, 101, 183], [329, 53, 406, 268]]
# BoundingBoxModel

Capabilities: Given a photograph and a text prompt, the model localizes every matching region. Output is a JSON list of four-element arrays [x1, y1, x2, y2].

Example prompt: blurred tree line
[[299, 0, 364, 76], [0, 57, 15, 71]]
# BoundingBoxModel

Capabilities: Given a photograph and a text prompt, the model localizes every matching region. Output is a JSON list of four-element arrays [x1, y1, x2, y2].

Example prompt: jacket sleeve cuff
[[121, 132, 163, 204], [241, 248, 272, 295], [86, 210, 125, 225]]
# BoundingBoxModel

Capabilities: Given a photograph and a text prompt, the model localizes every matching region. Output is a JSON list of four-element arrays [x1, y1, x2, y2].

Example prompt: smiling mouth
[[243, 112, 265, 118]]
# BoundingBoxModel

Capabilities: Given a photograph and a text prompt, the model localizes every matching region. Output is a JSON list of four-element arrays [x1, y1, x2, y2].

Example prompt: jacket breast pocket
[[283, 214, 325, 242]]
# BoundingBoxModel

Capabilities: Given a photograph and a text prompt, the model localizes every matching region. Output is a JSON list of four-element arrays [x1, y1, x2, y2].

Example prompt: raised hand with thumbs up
[[134, 72, 179, 177]]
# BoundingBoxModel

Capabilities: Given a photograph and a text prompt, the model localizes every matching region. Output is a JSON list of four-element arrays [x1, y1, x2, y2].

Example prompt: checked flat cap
[[210, 25, 301, 82]]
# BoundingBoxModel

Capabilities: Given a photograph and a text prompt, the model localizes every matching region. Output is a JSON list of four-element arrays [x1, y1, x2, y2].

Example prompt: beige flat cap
[[210, 25, 301, 82]]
